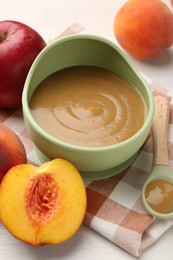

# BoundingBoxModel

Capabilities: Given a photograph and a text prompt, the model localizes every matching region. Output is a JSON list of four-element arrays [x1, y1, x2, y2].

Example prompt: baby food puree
[[29, 66, 147, 147]]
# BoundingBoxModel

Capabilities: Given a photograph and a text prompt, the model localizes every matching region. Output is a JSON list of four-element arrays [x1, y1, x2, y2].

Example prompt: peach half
[[0, 158, 87, 246]]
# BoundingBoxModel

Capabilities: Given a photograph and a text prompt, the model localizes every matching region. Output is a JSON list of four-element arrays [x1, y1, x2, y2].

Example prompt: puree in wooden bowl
[[29, 66, 147, 147]]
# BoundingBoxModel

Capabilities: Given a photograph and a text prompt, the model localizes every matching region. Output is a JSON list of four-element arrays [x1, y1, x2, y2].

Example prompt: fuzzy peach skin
[[0, 123, 26, 183], [0, 158, 87, 246], [113, 0, 173, 59]]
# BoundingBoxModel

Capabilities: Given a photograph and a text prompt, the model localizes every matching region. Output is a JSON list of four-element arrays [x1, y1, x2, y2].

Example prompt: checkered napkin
[[1, 24, 173, 257]]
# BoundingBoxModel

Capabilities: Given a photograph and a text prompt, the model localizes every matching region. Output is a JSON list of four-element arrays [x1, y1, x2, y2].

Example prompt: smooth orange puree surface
[[145, 179, 173, 214], [29, 66, 147, 147]]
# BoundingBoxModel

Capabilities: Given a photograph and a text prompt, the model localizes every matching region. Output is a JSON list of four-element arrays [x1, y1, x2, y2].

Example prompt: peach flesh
[[26, 173, 59, 224], [0, 159, 87, 246]]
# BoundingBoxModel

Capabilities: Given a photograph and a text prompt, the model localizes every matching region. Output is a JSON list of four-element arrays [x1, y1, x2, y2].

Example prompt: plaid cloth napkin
[[1, 24, 173, 257]]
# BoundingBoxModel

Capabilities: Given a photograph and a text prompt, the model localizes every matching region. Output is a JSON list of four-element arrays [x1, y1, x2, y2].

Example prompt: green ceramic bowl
[[22, 34, 154, 180]]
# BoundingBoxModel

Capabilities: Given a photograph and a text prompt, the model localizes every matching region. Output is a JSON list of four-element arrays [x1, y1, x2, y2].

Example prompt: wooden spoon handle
[[152, 95, 170, 166]]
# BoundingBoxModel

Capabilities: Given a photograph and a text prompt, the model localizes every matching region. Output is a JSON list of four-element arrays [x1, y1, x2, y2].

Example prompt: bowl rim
[[22, 33, 154, 152]]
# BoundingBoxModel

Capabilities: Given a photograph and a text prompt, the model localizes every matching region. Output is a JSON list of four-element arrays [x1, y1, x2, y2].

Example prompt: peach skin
[[113, 0, 173, 59], [0, 123, 26, 183]]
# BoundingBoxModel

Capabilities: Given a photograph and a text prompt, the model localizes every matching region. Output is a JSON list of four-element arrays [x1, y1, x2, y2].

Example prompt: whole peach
[[113, 0, 173, 59], [0, 123, 27, 183]]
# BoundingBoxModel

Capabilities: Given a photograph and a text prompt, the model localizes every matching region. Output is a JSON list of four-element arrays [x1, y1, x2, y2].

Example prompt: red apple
[[0, 20, 46, 108]]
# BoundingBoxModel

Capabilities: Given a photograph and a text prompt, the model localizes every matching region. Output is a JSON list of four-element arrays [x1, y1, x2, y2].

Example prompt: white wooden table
[[0, 1, 173, 259]]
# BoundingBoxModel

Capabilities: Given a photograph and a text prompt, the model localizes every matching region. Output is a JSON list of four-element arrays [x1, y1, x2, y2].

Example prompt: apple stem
[[0, 35, 6, 43]]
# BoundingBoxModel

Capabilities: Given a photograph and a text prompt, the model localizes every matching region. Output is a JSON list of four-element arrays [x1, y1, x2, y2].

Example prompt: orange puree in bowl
[[29, 66, 147, 147], [145, 179, 173, 214]]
